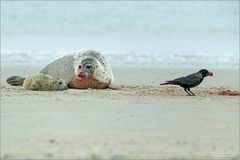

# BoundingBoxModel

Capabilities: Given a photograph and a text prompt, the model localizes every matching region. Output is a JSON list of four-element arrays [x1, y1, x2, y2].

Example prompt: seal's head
[[73, 57, 100, 81], [53, 79, 68, 90], [72, 56, 108, 89]]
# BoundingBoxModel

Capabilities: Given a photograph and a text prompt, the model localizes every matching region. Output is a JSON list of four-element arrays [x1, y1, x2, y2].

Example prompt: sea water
[[1, 1, 239, 68]]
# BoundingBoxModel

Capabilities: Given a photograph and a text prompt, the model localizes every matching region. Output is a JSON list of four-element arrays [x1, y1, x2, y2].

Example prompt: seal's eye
[[59, 81, 62, 85]]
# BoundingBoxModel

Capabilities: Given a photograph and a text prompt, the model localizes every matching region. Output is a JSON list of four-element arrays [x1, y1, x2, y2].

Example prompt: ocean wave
[[1, 50, 238, 68]]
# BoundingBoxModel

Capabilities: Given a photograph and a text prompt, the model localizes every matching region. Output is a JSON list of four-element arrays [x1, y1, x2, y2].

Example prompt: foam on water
[[1, 50, 238, 68]]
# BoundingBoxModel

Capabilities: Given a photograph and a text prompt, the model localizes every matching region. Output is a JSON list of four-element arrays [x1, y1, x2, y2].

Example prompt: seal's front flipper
[[107, 83, 120, 90], [6, 76, 25, 86]]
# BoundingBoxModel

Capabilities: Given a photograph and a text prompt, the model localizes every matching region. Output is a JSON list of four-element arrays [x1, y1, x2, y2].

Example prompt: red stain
[[210, 90, 240, 96]]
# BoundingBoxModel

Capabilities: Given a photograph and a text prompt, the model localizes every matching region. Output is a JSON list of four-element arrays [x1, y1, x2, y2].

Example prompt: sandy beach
[[1, 65, 239, 160]]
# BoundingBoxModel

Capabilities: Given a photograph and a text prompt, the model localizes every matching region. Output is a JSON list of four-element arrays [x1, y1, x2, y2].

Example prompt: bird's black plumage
[[160, 69, 213, 96]]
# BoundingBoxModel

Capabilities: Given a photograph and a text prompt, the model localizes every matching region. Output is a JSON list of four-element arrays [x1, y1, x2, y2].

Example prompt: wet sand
[[1, 65, 239, 160]]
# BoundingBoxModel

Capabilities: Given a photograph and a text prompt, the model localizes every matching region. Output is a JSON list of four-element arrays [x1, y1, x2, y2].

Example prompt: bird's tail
[[160, 81, 171, 85], [6, 76, 26, 86]]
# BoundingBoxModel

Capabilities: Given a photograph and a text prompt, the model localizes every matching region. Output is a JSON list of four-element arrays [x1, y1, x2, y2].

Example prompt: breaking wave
[[1, 50, 238, 68]]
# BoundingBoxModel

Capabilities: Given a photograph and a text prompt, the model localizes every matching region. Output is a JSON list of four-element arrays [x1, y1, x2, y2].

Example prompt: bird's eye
[[59, 81, 62, 85], [78, 65, 82, 69]]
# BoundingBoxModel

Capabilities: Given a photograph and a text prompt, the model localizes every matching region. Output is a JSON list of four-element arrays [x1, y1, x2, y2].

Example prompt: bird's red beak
[[208, 72, 213, 76]]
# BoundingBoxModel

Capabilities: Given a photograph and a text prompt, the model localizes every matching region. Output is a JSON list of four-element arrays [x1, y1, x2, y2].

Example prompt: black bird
[[160, 69, 213, 96]]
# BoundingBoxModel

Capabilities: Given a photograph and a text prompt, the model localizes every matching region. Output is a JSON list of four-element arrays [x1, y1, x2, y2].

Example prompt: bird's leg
[[184, 88, 192, 96], [187, 88, 196, 96]]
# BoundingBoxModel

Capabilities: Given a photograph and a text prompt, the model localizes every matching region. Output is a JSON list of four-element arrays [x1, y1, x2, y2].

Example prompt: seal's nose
[[84, 65, 92, 72]]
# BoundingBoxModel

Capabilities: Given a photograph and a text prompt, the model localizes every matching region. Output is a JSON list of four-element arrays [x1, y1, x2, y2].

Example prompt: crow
[[160, 69, 213, 96]]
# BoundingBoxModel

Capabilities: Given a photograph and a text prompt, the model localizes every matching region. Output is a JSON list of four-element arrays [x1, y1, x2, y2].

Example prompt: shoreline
[[1, 64, 239, 88]]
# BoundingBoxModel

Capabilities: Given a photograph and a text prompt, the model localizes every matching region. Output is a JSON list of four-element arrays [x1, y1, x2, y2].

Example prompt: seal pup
[[22, 73, 68, 91]]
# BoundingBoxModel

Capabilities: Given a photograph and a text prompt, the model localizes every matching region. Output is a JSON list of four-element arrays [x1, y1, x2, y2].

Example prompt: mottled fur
[[40, 50, 115, 89], [23, 73, 67, 91]]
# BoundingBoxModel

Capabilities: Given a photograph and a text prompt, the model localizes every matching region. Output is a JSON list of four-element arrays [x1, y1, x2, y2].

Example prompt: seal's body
[[7, 50, 116, 89], [23, 73, 68, 91]]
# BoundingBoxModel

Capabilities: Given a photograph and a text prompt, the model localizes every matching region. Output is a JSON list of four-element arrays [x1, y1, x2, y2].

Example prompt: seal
[[6, 50, 117, 89], [23, 73, 68, 91]]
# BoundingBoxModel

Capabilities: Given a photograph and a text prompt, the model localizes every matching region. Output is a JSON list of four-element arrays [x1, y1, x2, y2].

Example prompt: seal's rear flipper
[[107, 83, 120, 90], [6, 76, 25, 86]]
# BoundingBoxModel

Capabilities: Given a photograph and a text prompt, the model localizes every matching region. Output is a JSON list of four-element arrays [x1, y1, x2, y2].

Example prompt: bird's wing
[[171, 73, 202, 86]]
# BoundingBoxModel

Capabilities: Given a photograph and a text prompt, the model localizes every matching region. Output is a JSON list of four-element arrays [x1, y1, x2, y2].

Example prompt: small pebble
[[49, 139, 56, 143]]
